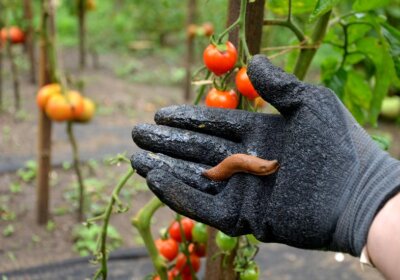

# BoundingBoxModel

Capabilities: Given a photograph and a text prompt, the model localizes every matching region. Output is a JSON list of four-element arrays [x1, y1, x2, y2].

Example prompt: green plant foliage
[[267, 0, 316, 15], [321, 12, 399, 125], [353, 0, 391, 12], [371, 134, 392, 151], [16, 160, 37, 183], [73, 224, 122, 257], [309, 0, 343, 21]]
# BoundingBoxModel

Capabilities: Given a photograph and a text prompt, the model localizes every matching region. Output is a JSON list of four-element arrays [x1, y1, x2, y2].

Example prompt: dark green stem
[[132, 197, 167, 280], [93, 168, 135, 280], [66, 121, 85, 221], [293, 11, 332, 80], [339, 22, 348, 68]]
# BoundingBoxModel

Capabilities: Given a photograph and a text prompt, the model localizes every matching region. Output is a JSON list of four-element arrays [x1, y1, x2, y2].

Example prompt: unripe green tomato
[[215, 231, 238, 252], [240, 265, 260, 280], [192, 222, 208, 244]]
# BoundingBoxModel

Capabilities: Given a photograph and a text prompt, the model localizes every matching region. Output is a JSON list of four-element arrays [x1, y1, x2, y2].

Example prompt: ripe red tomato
[[189, 243, 206, 258], [175, 253, 201, 274], [0, 27, 25, 44], [203, 41, 237, 76], [169, 218, 195, 243], [235, 67, 259, 100], [155, 238, 179, 262], [205, 88, 238, 109]]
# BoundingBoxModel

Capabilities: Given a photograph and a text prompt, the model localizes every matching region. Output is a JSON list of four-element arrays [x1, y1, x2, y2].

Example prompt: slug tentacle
[[202, 153, 279, 181]]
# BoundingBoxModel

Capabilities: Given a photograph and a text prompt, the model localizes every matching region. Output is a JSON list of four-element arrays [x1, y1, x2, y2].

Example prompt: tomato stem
[[132, 197, 168, 280], [93, 167, 135, 280], [194, 71, 211, 105]]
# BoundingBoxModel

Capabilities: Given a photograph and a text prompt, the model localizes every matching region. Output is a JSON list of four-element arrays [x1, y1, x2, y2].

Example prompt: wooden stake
[[23, 0, 36, 84], [205, 1, 266, 279], [36, 0, 55, 225], [183, 0, 197, 101]]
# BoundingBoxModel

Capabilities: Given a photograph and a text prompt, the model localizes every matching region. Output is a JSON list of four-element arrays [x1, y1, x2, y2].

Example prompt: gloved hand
[[131, 55, 400, 256]]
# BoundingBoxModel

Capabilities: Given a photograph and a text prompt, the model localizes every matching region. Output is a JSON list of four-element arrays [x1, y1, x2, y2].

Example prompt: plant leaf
[[309, 0, 342, 22], [353, 0, 390, 12]]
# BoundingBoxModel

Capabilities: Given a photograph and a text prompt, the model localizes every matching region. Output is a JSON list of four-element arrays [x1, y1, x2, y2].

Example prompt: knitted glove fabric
[[131, 55, 400, 256]]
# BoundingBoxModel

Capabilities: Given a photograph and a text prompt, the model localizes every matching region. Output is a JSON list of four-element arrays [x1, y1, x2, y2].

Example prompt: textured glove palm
[[131, 55, 400, 256]]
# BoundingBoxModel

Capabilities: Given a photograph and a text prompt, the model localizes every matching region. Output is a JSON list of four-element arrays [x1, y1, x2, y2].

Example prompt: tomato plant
[[169, 218, 194, 243], [203, 41, 237, 76], [205, 88, 238, 109], [189, 243, 206, 258], [155, 238, 179, 262], [235, 67, 259, 100]]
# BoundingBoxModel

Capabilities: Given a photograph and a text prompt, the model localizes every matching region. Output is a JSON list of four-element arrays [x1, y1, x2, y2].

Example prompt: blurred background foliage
[[4, 0, 399, 125]]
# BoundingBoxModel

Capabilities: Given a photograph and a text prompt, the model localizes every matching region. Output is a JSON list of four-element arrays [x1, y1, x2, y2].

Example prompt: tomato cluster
[[0, 26, 25, 45], [187, 22, 214, 39], [36, 83, 95, 123], [153, 217, 208, 280], [201, 41, 264, 110]]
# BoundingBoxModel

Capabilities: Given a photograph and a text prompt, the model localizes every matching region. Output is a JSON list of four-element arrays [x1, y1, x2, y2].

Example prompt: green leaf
[[267, 0, 316, 15], [324, 68, 347, 100], [345, 70, 372, 110], [356, 37, 395, 124], [381, 22, 400, 78], [353, 0, 390, 12], [309, 0, 342, 22], [347, 24, 372, 45]]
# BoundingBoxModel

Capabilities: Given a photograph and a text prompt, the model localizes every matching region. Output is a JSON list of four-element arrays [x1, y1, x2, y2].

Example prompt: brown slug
[[202, 154, 279, 181]]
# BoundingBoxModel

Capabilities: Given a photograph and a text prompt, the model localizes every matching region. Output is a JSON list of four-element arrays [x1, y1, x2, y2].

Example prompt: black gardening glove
[[131, 55, 400, 256]]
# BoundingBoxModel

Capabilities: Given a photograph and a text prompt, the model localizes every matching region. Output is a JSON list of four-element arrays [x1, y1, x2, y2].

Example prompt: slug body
[[202, 153, 279, 181]]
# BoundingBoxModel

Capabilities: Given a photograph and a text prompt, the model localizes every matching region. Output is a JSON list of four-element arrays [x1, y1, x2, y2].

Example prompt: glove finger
[[147, 169, 238, 233], [155, 105, 254, 141], [247, 55, 305, 116], [131, 151, 225, 194], [132, 124, 240, 165]]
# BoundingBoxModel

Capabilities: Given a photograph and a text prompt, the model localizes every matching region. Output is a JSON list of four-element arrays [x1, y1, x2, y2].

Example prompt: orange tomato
[[187, 24, 198, 38], [37, 83, 62, 109], [66, 91, 85, 120], [235, 67, 259, 100], [205, 88, 238, 109], [45, 95, 74, 122], [0, 27, 25, 44], [75, 97, 95, 123], [202, 22, 214, 37]]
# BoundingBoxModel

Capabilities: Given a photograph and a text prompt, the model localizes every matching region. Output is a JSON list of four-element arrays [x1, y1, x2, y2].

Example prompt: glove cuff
[[334, 152, 400, 256]]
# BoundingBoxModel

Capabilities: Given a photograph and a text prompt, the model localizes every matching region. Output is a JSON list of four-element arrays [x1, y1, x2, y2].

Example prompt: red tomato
[[169, 218, 195, 243], [155, 238, 179, 261], [235, 67, 259, 100], [0, 27, 25, 44], [203, 41, 237, 76], [175, 253, 201, 274], [189, 243, 206, 258], [205, 88, 238, 109]]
